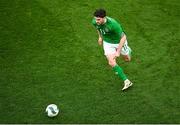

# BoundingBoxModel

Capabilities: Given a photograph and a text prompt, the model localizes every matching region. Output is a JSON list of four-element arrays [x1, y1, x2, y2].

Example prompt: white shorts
[[103, 40, 131, 56]]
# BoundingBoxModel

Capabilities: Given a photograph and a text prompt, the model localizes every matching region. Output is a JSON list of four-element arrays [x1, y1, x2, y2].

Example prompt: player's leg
[[106, 55, 127, 81], [103, 41, 133, 90], [123, 55, 131, 62], [106, 55, 133, 90]]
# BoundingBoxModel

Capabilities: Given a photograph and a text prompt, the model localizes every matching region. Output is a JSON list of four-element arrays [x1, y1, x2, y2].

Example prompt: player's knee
[[108, 60, 116, 67], [124, 58, 131, 62], [124, 55, 131, 62]]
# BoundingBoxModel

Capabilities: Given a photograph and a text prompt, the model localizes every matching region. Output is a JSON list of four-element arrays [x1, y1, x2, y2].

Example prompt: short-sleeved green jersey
[[92, 16, 124, 44]]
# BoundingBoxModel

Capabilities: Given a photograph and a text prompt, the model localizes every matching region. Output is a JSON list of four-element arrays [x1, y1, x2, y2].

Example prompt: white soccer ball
[[45, 104, 59, 117]]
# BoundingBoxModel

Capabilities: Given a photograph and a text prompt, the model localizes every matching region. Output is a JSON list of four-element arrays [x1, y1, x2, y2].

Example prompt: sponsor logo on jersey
[[105, 28, 109, 32]]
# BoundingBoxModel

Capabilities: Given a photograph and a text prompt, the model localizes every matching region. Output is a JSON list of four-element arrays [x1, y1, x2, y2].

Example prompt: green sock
[[112, 64, 127, 81]]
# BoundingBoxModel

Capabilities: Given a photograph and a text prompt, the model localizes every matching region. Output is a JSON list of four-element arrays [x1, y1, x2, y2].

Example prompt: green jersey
[[92, 16, 124, 44]]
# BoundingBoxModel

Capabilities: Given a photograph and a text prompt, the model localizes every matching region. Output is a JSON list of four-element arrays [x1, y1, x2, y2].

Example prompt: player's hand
[[98, 37, 103, 46], [114, 51, 120, 58]]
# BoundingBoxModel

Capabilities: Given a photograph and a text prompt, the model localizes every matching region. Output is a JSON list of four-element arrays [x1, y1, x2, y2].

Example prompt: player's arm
[[92, 19, 103, 46], [111, 22, 126, 57], [116, 32, 127, 56], [97, 30, 103, 46]]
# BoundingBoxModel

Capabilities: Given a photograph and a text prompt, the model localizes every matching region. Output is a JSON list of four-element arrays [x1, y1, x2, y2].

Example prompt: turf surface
[[0, 0, 180, 123]]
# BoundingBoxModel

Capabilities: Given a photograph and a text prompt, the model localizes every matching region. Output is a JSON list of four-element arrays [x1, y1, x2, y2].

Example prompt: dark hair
[[93, 9, 106, 18]]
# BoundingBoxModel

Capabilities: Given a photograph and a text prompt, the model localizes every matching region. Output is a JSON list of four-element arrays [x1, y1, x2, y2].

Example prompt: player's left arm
[[110, 21, 127, 57], [115, 32, 126, 57]]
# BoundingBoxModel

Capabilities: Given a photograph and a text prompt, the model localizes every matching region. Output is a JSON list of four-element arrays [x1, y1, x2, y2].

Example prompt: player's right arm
[[97, 30, 103, 46], [92, 19, 103, 46]]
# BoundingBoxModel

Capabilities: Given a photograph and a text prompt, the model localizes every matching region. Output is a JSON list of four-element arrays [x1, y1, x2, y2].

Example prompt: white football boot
[[122, 79, 133, 91]]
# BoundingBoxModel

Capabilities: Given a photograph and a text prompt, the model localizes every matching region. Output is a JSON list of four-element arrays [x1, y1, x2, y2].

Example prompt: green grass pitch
[[0, 0, 180, 123]]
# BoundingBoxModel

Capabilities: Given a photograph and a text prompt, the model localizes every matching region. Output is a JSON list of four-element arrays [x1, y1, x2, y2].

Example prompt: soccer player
[[92, 9, 133, 90]]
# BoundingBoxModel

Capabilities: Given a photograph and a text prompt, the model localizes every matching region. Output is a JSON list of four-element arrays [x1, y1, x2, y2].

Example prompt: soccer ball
[[45, 104, 59, 117]]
